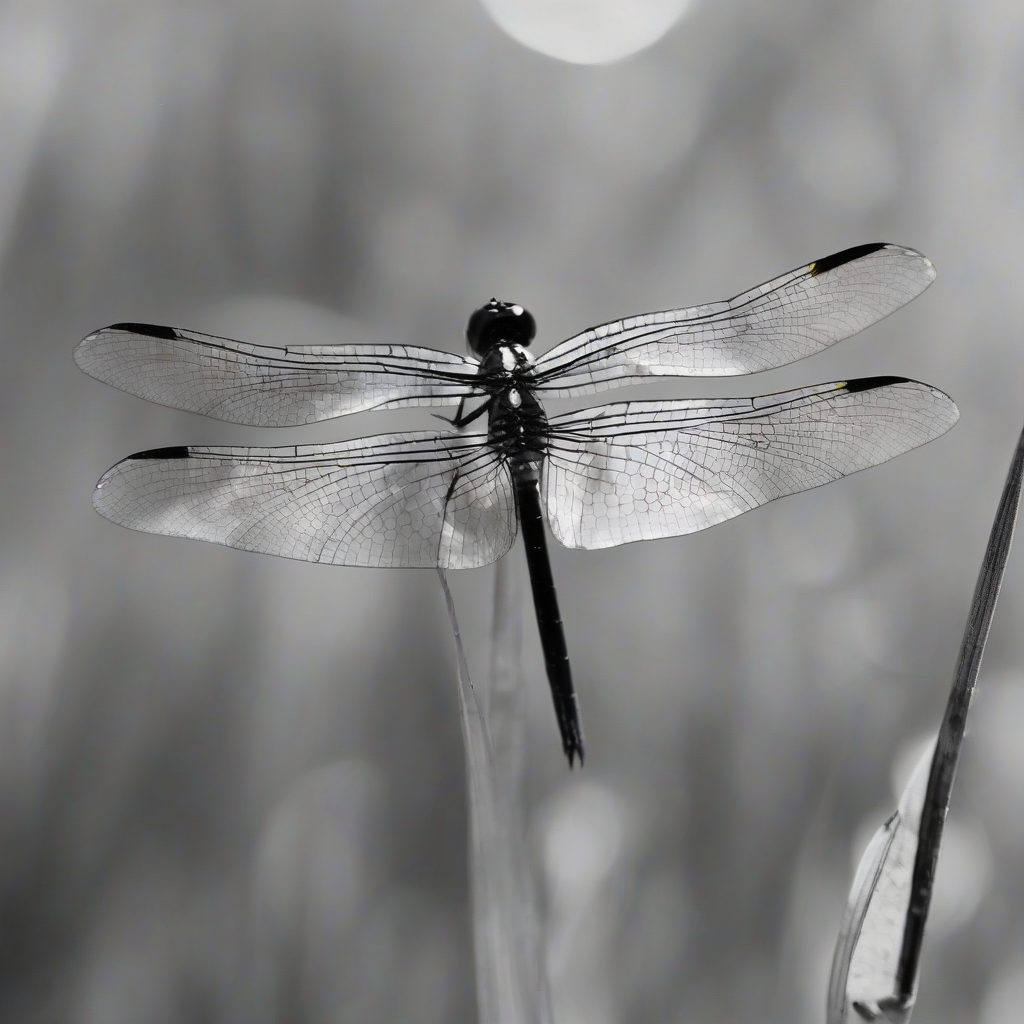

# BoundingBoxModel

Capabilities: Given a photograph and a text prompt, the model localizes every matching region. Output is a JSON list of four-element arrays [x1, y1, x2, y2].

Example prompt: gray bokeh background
[[3, 1, 1024, 1022]]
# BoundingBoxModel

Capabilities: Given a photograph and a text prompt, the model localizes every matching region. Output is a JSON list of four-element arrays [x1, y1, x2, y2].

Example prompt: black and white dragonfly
[[76, 243, 958, 765]]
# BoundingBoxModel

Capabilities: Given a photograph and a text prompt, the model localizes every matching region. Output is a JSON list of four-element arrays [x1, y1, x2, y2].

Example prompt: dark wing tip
[[129, 446, 191, 460], [843, 375, 911, 394], [809, 242, 888, 277], [108, 322, 180, 340]]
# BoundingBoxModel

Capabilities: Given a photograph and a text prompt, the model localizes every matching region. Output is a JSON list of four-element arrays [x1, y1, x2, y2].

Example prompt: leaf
[[827, 415, 1024, 1023], [827, 737, 934, 1023]]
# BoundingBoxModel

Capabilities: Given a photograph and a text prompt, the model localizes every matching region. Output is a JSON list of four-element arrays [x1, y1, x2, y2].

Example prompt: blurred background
[[2, 0, 1024, 1022]]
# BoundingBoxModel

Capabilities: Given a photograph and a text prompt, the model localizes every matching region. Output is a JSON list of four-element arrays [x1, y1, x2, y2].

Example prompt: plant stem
[[895, 419, 1024, 1005]]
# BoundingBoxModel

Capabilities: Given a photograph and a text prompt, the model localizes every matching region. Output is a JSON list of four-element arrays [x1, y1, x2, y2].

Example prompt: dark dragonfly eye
[[465, 299, 536, 356]]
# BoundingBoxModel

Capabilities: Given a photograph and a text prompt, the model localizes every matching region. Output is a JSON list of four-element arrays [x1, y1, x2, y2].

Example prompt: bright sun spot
[[479, 0, 692, 65]]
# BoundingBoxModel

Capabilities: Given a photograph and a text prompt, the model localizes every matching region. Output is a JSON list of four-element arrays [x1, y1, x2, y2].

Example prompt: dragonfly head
[[466, 299, 536, 357]]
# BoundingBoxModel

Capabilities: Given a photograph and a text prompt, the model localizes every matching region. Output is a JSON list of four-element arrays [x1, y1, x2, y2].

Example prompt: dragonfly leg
[[433, 396, 492, 430]]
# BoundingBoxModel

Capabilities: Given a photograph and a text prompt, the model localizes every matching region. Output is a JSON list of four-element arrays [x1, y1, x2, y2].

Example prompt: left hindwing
[[92, 432, 517, 569]]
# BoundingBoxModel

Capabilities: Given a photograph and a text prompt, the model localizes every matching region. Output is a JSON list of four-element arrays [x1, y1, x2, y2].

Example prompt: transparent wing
[[532, 244, 935, 395], [93, 432, 516, 569], [74, 322, 482, 425], [542, 377, 958, 550]]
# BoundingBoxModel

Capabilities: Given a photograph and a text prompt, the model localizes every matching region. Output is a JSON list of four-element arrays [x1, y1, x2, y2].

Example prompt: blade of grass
[[438, 561, 551, 1024], [828, 414, 1024, 1023], [896, 415, 1024, 1002]]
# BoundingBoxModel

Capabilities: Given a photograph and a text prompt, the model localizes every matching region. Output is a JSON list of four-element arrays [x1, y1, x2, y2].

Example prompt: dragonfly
[[76, 242, 958, 766]]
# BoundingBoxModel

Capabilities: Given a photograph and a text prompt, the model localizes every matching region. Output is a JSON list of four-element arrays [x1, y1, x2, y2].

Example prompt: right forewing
[[93, 432, 516, 569]]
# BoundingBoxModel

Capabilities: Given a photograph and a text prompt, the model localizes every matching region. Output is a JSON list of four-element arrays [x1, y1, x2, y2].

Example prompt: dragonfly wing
[[75, 323, 481, 425], [542, 377, 958, 550], [93, 432, 516, 569], [533, 244, 936, 395]]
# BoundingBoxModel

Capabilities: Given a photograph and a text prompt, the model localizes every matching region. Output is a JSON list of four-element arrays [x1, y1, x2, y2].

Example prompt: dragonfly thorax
[[486, 368, 549, 479], [466, 299, 536, 356]]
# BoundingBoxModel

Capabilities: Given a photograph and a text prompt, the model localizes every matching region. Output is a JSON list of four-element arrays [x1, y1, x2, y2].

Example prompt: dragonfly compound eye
[[465, 299, 537, 356]]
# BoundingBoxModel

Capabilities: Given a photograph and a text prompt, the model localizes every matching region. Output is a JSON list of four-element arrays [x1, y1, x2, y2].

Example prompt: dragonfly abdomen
[[482, 367, 583, 762], [515, 471, 584, 765]]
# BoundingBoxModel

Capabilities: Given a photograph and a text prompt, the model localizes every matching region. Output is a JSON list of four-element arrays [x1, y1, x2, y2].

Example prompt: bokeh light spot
[[479, 0, 692, 65], [542, 781, 626, 901]]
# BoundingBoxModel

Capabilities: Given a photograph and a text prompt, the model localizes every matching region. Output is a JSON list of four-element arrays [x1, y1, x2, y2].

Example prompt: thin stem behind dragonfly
[[438, 557, 552, 1024]]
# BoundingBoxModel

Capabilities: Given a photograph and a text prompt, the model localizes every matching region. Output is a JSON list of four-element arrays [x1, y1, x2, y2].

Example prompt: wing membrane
[[542, 377, 958, 549], [93, 432, 516, 569], [533, 244, 935, 395], [75, 323, 481, 426]]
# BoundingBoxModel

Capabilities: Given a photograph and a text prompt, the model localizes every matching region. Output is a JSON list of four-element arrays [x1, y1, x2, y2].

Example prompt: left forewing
[[542, 377, 958, 550]]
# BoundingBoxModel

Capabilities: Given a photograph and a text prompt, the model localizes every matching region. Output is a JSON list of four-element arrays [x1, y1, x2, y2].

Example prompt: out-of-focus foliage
[[1, 1, 1023, 1022]]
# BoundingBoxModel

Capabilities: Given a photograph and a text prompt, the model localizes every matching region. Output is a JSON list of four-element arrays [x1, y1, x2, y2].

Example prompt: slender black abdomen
[[479, 341, 584, 767], [514, 472, 585, 765]]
